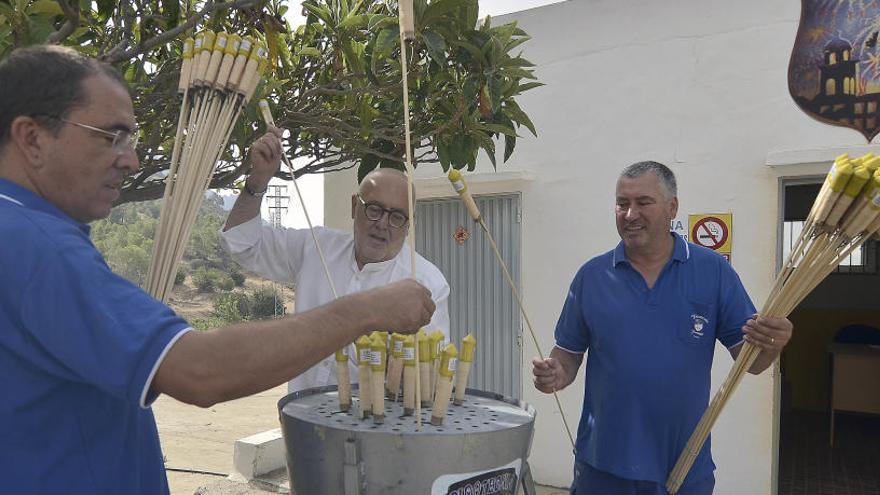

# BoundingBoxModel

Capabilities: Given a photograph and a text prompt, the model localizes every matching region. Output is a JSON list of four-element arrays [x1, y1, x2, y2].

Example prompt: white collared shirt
[[220, 216, 450, 393]]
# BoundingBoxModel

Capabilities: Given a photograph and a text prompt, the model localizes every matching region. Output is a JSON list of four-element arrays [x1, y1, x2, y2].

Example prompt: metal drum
[[278, 385, 536, 495]]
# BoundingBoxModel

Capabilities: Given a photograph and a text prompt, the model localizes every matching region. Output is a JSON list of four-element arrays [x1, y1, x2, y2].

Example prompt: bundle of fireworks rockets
[[667, 151, 880, 493], [334, 331, 477, 426]]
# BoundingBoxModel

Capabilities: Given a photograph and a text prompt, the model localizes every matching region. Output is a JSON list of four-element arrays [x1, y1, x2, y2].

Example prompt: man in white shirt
[[221, 136, 450, 393]]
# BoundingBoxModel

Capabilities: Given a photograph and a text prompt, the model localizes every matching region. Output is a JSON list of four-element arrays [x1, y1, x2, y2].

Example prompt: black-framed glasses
[[41, 116, 139, 154], [357, 194, 409, 228]]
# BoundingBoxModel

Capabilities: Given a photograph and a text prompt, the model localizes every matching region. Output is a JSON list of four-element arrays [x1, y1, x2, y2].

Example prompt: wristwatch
[[243, 180, 267, 197]]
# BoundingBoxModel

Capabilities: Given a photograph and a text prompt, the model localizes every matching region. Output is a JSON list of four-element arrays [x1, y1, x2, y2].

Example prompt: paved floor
[[155, 384, 568, 494], [778, 410, 880, 495]]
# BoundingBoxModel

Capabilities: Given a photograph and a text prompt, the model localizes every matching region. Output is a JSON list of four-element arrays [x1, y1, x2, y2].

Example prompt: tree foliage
[[1, 0, 542, 204], [92, 191, 237, 286]]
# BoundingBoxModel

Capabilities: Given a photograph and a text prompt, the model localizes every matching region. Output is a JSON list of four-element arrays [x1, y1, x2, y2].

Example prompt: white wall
[[324, 0, 873, 492]]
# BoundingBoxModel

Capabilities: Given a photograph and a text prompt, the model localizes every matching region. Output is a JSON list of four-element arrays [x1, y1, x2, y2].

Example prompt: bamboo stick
[[431, 343, 458, 426], [666, 152, 880, 493], [447, 169, 577, 449], [454, 334, 476, 406], [336, 348, 351, 411], [356, 335, 373, 419], [418, 330, 432, 407], [402, 335, 417, 415], [370, 333, 387, 424]]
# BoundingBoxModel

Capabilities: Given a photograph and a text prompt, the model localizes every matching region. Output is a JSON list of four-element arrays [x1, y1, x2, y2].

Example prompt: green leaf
[[515, 81, 545, 93], [339, 14, 368, 30], [28, 0, 63, 16], [503, 133, 516, 162], [422, 29, 446, 62], [374, 25, 399, 60], [358, 153, 380, 183], [503, 101, 537, 137], [298, 47, 322, 57], [475, 122, 518, 137]]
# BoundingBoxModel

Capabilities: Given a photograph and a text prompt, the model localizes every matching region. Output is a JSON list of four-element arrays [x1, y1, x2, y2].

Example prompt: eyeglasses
[[47, 116, 139, 154], [357, 194, 409, 228]]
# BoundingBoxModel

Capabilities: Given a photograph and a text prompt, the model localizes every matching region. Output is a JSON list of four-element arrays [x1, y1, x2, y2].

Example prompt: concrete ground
[[155, 384, 567, 495]]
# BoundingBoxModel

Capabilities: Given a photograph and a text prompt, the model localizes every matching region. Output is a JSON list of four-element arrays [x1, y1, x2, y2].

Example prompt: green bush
[[213, 292, 251, 322], [216, 273, 235, 291], [174, 269, 186, 285], [192, 267, 215, 292], [250, 285, 286, 319], [229, 267, 246, 287]]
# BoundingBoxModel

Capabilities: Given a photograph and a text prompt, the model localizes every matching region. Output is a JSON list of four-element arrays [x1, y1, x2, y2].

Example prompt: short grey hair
[[619, 161, 677, 199]]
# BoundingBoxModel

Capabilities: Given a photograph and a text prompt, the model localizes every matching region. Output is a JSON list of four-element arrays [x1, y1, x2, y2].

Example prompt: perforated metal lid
[[280, 387, 534, 435]]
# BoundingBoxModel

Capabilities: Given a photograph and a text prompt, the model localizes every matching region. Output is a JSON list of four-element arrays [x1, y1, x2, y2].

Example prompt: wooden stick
[[431, 343, 458, 426], [356, 335, 372, 419], [402, 335, 416, 415], [386, 333, 405, 401], [398, 0, 421, 428], [447, 169, 577, 449], [335, 348, 351, 411], [418, 330, 432, 407], [454, 334, 476, 406], [370, 334, 387, 424]]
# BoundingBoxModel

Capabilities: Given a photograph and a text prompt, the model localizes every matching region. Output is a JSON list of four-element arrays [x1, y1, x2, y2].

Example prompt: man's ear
[[8, 116, 49, 167], [670, 196, 679, 219]]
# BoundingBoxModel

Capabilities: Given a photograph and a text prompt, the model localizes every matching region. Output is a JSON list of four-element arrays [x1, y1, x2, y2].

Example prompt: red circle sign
[[691, 217, 729, 250]]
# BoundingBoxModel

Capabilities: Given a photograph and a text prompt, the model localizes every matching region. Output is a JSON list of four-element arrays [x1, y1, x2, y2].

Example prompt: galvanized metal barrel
[[278, 385, 536, 495]]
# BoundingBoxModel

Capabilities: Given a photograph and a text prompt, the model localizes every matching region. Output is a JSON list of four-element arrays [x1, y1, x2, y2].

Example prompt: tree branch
[[46, 0, 81, 44], [103, 0, 262, 64]]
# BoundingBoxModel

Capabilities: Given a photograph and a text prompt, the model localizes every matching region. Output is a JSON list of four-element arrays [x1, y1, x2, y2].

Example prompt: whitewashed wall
[[324, 0, 874, 492]]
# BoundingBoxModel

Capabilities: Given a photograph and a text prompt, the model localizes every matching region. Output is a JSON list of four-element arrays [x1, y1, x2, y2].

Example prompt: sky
[[252, 0, 561, 228]]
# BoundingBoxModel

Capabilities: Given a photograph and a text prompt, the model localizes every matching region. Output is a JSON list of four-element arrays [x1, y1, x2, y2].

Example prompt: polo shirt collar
[[0, 178, 90, 235], [612, 232, 690, 267]]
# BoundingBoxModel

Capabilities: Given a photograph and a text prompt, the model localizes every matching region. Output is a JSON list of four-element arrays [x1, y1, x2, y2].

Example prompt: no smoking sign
[[688, 213, 732, 261]]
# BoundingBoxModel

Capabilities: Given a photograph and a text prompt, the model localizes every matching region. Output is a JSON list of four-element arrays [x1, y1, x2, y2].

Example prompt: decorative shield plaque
[[789, 0, 880, 142]]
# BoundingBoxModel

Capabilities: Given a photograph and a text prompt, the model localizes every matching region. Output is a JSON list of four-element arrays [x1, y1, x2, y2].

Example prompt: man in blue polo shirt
[[532, 161, 793, 494], [0, 45, 435, 494]]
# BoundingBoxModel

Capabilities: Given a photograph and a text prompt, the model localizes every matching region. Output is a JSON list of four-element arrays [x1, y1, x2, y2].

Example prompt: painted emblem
[[454, 225, 470, 245], [690, 314, 709, 339], [789, 1, 880, 142]]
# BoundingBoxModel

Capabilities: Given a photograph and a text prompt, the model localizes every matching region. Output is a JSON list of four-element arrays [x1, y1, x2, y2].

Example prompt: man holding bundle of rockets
[[0, 45, 435, 494], [532, 161, 794, 495], [221, 159, 451, 394]]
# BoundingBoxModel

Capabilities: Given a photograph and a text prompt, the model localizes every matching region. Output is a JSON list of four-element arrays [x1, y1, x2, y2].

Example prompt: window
[[782, 182, 878, 275]]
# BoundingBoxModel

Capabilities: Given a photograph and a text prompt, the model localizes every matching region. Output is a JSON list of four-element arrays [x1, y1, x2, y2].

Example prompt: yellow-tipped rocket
[[429, 330, 444, 398], [402, 335, 417, 415], [387, 333, 405, 400], [431, 343, 458, 426], [447, 170, 482, 221], [178, 38, 195, 93], [355, 335, 372, 419], [826, 164, 870, 229], [370, 333, 387, 424], [418, 330, 432, 407], [335, 347, 351, 411], [454, 334, 477, 406]]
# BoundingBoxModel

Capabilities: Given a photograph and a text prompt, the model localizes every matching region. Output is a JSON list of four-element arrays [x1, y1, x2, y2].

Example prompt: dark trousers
[[570, 461, 715, 495]]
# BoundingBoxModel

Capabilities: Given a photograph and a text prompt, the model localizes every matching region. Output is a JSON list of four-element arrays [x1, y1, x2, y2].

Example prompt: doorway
[[777, 179, 880, 495]]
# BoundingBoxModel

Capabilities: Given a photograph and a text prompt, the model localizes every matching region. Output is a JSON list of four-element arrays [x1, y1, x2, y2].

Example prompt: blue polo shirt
[[0, 179, 191, 494], [555, 233, 754, 487]]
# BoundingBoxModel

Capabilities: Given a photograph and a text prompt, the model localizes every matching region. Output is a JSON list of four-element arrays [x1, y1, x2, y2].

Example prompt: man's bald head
[[351, 167, 414, 269]]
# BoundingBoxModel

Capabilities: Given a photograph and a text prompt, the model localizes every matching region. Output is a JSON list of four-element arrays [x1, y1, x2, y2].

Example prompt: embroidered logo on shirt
[[690, 314, 709, 339]]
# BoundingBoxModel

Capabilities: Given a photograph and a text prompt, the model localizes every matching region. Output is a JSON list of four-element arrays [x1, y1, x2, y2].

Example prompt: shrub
[[250, 285, 286, 319], [213, 292, 251, 322]]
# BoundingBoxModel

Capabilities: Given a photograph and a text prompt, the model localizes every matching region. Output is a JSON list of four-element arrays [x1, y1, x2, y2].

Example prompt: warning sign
[[689, 214, 732, 259]]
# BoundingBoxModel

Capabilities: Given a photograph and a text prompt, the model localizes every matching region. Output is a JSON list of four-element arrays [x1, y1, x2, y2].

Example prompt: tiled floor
[[779, 410, 880, 495]]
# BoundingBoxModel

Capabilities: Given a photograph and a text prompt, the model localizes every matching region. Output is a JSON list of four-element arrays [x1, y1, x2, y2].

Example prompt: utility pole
[[265, 184, 290, 316]]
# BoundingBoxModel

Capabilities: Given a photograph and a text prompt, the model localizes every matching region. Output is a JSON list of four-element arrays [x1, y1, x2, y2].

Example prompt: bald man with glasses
[[222, 165, 451, 393]]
